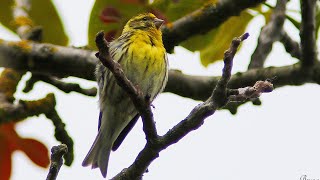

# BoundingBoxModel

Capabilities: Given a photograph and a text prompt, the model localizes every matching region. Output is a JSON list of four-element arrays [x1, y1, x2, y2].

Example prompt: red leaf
[[0, 122, 50, 178], [18, 138, 49, 168], [0, 136, 13, 180], [99, 6, 122, 24], [0, 123, 20, 150]]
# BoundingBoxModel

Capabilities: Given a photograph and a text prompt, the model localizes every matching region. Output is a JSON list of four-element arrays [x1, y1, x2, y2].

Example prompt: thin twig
[[46, 144, 68, 180], [13, 0, 33, 38], [45, 110, 74, 166], [228, 80, 273, 102], [279, 30, 301, 59], [23, 74, 97, 96], [111, 33, 262, 180], [0, 93, 54, 124]]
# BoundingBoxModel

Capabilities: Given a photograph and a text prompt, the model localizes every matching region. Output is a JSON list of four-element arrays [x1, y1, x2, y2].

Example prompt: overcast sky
[[1, 0, 320, 180]]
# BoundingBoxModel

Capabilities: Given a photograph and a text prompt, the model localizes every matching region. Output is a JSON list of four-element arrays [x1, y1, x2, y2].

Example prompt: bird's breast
[[123, 36, 167, 98]]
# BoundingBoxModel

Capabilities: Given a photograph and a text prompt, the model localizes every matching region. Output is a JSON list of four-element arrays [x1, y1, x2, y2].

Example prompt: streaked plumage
[[82, 13, 168, 178]]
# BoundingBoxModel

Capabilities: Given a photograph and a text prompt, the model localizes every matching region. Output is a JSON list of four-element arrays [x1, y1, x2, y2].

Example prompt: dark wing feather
[[98, 111, 102, 130], [112, 114, 140, 151]]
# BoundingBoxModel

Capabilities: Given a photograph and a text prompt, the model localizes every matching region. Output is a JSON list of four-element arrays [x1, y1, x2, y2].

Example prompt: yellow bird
[[82, 13, 168, 178]]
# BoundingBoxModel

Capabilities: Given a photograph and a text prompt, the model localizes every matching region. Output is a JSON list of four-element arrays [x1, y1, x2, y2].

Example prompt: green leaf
[[156, 0, 218, 21], [154, 0, 252, 66], [165, 0, 208, 21], [88, 0, 148, 48], [0, 0, 68, 45], [199, 11, 253, 66], [0, 0, 15, 34]]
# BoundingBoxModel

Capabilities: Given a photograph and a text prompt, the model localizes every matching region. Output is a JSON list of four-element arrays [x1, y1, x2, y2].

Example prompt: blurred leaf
[[201, 11, 253, 66], [0, 134, 12, 180], [159, 0, 218, 21], [88, 0, 218, 48], [164, 0, 208, 21], [180, 28, 218, 51], [88, 0, 147, 48], [0, 122, 49, 180], [255, 5, 273, 24], [0, 0, 68, 45], [28, 0, 68, 45], [0, 0, 14, 34], [19, 138, 50, 167]]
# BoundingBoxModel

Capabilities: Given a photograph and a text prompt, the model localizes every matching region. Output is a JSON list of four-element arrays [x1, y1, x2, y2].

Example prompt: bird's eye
[[142, 17, 148, 21]]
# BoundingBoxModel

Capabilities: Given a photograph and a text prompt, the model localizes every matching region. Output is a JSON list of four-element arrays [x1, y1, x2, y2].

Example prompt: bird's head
[[123, 13, 164, 33]]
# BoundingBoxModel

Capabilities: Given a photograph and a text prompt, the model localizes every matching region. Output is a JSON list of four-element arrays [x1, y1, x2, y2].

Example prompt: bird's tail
[[82, 129, 112, 178]]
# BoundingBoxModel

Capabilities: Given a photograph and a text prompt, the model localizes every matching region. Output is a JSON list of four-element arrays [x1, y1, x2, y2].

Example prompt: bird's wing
[[112, 114, 140, 151]]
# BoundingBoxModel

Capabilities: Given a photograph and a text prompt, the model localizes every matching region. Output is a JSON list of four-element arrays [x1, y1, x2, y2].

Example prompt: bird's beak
[[154, 18, 164, 29]]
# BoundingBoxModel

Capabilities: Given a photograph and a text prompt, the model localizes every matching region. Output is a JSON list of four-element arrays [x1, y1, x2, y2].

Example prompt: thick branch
[[166, 62, 320, 101], [46, 144, 68, 180], [0, 40, 97, 80], [1, 39, 320, 102], [300, 0, 318, 67], [161, 0, 265, 52]]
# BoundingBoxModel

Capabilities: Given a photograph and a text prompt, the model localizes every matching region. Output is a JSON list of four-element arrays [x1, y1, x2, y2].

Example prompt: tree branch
[[1, 38, 320, 103], [161, 0, 265, 52], [0, 39, 97, 80], [0, 93, 54, 124], [45, 109, 74, 166], [111, 33, 264, 180], [165, 62, 320, 101], [279, 30, 301, 59], [46, 144, 68, 180], [248, 0, 287, 69], [13, 0, 33, 39], [300, 0, 318, 67], [228, 80, 273, 102], [23, 74, 97, 96]]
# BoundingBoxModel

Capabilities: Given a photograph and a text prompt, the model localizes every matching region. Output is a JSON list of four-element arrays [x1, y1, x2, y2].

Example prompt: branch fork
[[94, 31, 273, 179]]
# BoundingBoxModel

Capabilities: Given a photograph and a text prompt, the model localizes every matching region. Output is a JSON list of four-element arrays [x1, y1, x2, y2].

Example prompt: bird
[[82, 13, 168, 178]]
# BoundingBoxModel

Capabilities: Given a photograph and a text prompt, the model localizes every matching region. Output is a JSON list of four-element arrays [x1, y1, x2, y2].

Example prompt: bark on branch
[[104, 33, 272, 179], [248, 0, 287, 69], [161, 0, 266, 52], [46, 144, 68, 180], [300, 0, 318, 67], [23, 74, 97, 96], [1, 39, 320, 103]]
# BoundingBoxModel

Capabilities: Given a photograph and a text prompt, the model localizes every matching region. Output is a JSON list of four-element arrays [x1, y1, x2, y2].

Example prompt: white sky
[[1, 0, 320, 180]]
